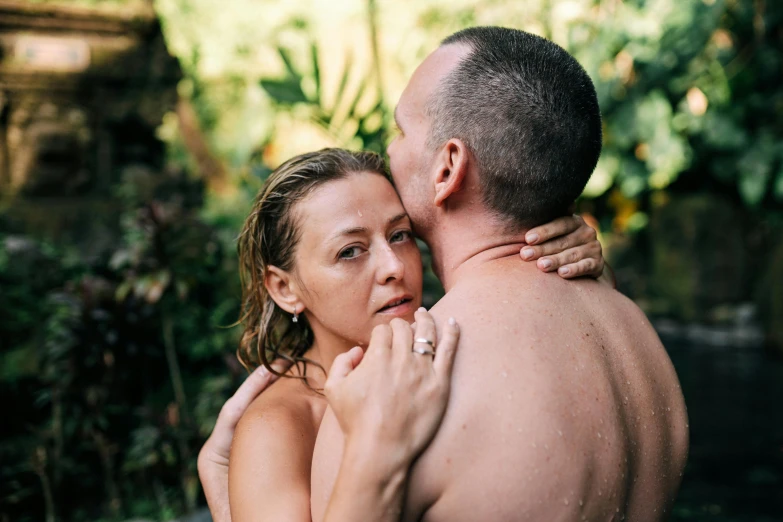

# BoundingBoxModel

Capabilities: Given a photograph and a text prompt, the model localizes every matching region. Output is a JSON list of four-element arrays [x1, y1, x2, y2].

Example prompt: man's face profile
[[387, 44, 470, 231]]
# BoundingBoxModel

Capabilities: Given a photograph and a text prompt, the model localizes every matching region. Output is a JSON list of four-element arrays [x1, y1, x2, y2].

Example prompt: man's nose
[[376, 244, 405, 284]]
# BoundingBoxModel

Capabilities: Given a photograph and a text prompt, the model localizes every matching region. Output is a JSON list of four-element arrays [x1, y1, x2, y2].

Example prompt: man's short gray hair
[[426, 27, 602, 229]]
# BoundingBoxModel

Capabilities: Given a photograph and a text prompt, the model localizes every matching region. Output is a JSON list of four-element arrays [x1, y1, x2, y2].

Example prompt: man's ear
[[433, 138, 469, 207], [264, 265, 302, 314]]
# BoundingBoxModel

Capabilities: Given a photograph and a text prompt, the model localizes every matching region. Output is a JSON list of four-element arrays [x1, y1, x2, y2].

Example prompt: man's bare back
[[311, 255, 689, 522]]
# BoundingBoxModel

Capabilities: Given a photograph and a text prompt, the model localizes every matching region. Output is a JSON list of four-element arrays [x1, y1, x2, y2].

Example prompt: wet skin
[[229, 171, 425, 522], [309, 43, 689, 522]]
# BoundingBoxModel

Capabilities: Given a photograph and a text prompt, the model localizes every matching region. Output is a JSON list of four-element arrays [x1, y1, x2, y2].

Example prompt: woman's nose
[[376, 244, 405, 284]]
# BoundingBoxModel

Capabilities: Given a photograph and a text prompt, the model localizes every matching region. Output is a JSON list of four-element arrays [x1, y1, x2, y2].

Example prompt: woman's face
[[291, 171, 423, 347]]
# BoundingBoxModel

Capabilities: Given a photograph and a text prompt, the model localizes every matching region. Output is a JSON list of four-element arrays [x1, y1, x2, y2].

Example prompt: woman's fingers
[[390, 318, 415, 359], [537, 241, 604, 277], [521, 222, 597, 262], [520, 214, 606, 281], [411, 308, 437, 358], [367, 324, 393, 354], [433, 317, 460, 382], [524, 215, 584, 246], [327, 347, 364, 382], [556, 257, 604, 279]]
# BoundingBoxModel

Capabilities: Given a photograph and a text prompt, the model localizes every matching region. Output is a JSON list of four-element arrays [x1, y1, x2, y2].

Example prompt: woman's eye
[[339, 246, 363, 259], [390, 230, 412, 243]]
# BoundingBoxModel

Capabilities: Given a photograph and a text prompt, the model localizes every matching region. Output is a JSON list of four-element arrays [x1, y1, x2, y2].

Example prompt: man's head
[[388, 27, 602, 236]]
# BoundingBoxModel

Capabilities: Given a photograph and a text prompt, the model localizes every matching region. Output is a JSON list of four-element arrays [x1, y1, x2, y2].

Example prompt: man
[[308, 27, 689, 522], [201, 26, 688, 521]]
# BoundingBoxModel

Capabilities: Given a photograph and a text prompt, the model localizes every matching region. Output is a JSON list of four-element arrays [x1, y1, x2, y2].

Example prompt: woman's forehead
[[296, 173, 406, 238]]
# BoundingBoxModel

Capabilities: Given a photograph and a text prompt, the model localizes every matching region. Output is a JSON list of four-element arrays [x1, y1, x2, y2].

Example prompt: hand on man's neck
[[423, 212, 531, 292]]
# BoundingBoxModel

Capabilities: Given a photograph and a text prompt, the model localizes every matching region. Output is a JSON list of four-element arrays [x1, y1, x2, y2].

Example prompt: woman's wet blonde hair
[[236, 148, 389, 380]]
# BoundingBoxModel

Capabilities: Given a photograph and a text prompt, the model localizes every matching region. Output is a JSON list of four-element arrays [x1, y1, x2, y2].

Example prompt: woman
[[212, 148, 606, 521]]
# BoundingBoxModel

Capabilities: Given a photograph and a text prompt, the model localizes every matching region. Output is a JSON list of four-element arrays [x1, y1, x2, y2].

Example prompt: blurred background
[[0, 0, 781, 520]]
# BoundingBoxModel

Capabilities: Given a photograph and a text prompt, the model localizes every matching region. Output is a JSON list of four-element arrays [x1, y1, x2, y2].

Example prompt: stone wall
[[0, 0, 180, 245]]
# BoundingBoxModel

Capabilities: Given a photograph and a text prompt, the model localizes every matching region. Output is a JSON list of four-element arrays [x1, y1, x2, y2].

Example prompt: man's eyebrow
[[329, 213, 410, 242]]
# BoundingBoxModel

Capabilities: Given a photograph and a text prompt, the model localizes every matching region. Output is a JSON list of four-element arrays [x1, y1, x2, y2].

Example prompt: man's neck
[[423, 215, 530, 292]]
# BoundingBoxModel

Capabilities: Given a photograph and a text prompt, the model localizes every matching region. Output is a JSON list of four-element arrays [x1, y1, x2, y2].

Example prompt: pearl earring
[[292, 308, 299, 323]]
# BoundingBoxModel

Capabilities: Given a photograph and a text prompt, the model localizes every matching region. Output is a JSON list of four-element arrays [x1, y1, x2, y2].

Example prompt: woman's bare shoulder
[[237, 374, 324, 443], [229, 375, 325, 522]]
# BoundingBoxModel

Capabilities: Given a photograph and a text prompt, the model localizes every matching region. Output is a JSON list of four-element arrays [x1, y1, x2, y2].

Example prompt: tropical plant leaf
[[310, 42, 321, 105], [260, 78, 308, 105], [277, 46, 300, 81]]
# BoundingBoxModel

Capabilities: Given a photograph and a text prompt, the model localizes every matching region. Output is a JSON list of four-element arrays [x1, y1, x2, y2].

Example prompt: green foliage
[[573, 0, 783, 222], [3, 1, 783, 520], [0, 168, 243, 522], [260, 43, 388, 154]]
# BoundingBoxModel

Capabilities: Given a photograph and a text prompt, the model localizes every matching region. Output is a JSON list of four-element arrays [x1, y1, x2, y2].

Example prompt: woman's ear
[[264, 265, 302, 314], [433, 138, 469, 207]]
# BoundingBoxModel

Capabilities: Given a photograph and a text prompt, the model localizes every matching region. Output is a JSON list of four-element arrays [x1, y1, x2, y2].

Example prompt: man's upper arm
[[229, 402, 314, 522]]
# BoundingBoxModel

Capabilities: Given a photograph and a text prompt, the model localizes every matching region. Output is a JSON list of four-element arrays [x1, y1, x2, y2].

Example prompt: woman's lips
[[376, 298, 415, 317]]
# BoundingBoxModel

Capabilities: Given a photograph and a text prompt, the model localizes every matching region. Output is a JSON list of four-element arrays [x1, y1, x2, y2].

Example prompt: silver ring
[[412, 346, 436, 356], [414, 337, 435, 347]]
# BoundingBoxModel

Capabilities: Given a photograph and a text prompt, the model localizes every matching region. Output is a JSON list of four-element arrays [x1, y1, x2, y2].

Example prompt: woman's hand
[[320, 309, 460, 522], [520, 214, 607, 281], [325, 309, 460, 467], [198, 361, 291, 522]]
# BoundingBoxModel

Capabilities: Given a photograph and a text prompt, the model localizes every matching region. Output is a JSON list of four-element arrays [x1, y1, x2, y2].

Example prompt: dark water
[[666, 338, 783, 521]]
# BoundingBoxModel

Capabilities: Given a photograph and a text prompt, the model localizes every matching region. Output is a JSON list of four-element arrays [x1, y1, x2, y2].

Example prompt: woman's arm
[[228, 397, 315, 522], [198, 362, 290, 522], [321, 310, 460, 522], [212, 309, 459, 522]]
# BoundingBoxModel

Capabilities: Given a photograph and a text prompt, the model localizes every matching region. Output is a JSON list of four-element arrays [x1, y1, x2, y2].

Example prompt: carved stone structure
[[0, 0, 180, 238]]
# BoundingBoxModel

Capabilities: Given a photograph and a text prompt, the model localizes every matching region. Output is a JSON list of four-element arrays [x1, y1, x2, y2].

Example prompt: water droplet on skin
[[626, 380, 630, 385], [579, 499, 583, 507], [557, 430, 563, 437], [597, 432, 602, 438], [564, 499, 570, 506], [357, 210, 363, 217], [532, 442, 537, 448], [544, 444, 549, 450], [502, 371, 508, 378]]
